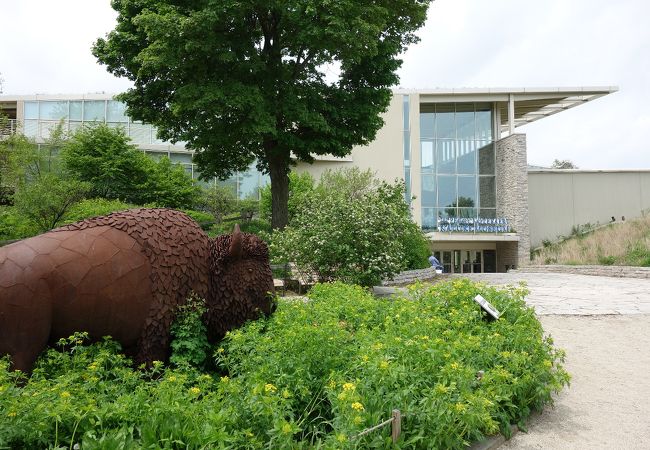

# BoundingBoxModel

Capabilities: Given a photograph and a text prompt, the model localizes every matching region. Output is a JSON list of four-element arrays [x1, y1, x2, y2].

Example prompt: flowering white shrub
[[271, 168, 421, 286]]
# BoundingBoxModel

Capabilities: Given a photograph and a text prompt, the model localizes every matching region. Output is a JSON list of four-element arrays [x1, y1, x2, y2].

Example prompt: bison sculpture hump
[[0, 208, 275, 373]]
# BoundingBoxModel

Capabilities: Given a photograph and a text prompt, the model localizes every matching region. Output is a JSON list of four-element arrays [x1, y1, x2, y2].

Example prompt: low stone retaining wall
[[382, 267, 449, 286], [512, 265, 650, 279]]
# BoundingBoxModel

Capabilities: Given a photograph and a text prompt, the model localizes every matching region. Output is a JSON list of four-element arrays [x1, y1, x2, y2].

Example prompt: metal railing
[[0, 119, 18, 136]]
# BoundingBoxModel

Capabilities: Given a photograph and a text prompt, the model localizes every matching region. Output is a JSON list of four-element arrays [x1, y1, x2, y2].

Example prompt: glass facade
[[420, 103, 496, 229], [21, 99, 269, 199]]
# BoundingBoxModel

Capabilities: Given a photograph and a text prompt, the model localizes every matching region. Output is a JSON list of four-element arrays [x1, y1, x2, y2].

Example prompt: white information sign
[[473, 294, 500, 320]]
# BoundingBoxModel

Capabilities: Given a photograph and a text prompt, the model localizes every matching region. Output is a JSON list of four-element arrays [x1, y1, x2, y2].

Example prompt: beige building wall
[[294, 94, 408, 201], [528, 170, 650, 247]]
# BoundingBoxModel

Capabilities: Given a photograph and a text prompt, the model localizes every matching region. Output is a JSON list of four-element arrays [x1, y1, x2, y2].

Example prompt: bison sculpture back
[[0, 208, 275, 373]]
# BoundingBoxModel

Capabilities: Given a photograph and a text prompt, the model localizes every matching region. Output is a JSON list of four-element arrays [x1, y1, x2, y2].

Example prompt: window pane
[[479, 176, 496, 208], [145, 151, 167, 161], [478, 142, 495, 175], [402, 95, 410, 130], [24, 102, 39, 119], [457, 207, 476, 218], [151, 126, 167, 145], [23, 119, 38, 137], [84, 101, 105, 121], [422, 208, 436, 230], [455, 104, 474, 139], [420, 112, 434, 138], [435, 104, 455, 139], [421, 140, 434, 172], [456, 139, 477, 174], [40, 101, 68, 120], [479, 208, 496, 219], [129, 123, 152, 144], [421, 174, 436, 207], [170, 152, 193, 164], [457, 175, 477, 208], [69, 101, 82, 120], [476, 106, 492, 141], [438, 175, 456, 209], [403, 130, 410, 165], [436, 140, 456, 174], [107, 100, 128, 122]]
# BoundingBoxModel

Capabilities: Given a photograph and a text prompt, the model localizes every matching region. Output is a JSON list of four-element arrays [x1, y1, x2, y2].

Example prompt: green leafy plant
[[170, 293, 210, 369], [0, 280, 569, 449]]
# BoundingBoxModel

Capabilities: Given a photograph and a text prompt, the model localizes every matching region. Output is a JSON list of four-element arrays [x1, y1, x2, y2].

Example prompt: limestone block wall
[[495, 134, 530, 268], [496, 241, 519, 271]]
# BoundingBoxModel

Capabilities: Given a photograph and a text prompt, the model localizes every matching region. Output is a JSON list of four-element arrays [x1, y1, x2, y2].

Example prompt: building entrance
[[433, 250, 496, 274]]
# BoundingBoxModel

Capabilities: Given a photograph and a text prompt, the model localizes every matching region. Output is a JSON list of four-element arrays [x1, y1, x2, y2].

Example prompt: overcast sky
[[1, 0, 648, 168]]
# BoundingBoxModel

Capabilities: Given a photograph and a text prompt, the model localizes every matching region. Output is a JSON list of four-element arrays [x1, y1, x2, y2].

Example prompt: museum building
[[0, 87, 617, 273]]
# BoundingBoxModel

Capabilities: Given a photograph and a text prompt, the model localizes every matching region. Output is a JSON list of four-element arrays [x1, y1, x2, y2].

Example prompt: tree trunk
[[268, 154, 289, 230]]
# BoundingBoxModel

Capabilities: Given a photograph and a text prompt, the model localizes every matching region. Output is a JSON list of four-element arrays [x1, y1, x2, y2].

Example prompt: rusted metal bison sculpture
[[0, 208, 275, 373]]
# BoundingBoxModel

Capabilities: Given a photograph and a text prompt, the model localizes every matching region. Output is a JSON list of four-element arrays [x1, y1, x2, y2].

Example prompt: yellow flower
[[361, 355, 369, 362], [328, 380, 337, 389], [189, 387, 200, 395], [454, 402, 466, 413], [336, 433, 347, 443], [351, 402, 364, 411], [220, 376, 230, 383], [88, 363, 98, 371], [60, 391, 71, 398], [450, 362, 460, 370], [379, 360, 389, 369], [372, 343, 384, 350], [167, 376, 177, 382], [217, 347, 225, 354], [342, 382, 355, 392], [264, 383, 277, 393], [281, 423, 292, 434], [7, 411, 16, 417], [434, 384, 449, 395], [543, 360, 553, 368], [282, 389, 291, 399]]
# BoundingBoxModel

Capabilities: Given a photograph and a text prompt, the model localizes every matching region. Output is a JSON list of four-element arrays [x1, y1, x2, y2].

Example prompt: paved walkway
[[453, 272, 650, 315], [452, 272, 650, 449]]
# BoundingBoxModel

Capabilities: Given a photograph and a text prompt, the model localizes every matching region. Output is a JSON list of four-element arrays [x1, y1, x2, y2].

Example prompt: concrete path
[[455, 272, 650, 315], [454, 272, 650, 450]]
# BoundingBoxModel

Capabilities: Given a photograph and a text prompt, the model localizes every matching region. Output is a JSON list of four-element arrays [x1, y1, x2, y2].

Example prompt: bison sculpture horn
[[0, 208, 275, 373]]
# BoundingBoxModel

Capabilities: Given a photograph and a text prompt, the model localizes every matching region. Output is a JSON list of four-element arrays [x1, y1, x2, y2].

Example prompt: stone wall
[[512, 265, 650, 279], [496, 241, 519, 271], [495, 134, 530, 269]]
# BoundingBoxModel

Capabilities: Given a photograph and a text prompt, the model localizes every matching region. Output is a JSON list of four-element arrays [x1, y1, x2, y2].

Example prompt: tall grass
[[532, 215, 650, 266]]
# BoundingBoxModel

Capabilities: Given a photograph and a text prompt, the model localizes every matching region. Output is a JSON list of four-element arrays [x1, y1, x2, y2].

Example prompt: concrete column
[[495, 133, 530, 269]]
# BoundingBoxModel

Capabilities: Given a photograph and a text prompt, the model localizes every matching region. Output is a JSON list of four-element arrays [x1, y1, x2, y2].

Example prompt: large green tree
[[93, 0, 432, 228]]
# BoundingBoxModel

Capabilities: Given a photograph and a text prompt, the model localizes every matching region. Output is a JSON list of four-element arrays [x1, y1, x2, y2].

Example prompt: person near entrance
[[428, 254, 443, 271]]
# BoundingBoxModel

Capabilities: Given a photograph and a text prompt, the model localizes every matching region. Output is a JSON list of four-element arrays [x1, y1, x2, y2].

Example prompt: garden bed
[[0, 279, 569, 449]]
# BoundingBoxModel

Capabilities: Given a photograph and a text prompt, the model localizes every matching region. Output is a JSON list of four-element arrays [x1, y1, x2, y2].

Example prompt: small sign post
[[474, 294, 500, 320]]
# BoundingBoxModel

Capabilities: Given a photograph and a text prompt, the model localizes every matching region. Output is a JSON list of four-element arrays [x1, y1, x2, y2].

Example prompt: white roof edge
[[394, 86, 619, 96], [0, 93, 119, 101]]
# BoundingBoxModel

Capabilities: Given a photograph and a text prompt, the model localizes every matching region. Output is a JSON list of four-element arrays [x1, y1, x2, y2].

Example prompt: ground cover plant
[[532, 215, 650, 266], [0, 280, 569, 449]]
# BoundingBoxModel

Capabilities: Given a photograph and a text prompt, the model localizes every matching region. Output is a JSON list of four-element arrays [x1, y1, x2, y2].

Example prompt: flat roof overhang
[[395, 86, 618, 129], [426, 232, 520, 242]]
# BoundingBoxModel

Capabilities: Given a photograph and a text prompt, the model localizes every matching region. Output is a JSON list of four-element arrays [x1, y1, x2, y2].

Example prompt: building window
[[420, 103, 495, 229], [403, 95, 411, 203]]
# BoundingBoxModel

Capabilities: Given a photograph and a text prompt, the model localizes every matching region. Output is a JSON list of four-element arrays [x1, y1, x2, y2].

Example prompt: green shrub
[[181, 209, 216, 231], [0, 206, 37, 240], [271, 168, 423, 286], [170, 293, 210, 369], [62, 124, 199, 208], [209, 218, 272, 239], [0, 280, 569, 449], [402, 221, 432, 269], [63, 198, 135, 223]]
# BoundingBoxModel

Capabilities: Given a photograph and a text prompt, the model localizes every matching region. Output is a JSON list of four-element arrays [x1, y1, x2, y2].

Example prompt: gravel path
[[455, 272, 650, 450]]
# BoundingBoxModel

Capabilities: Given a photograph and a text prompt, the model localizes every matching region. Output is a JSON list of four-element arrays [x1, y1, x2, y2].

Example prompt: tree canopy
[[93, 0, 432, 228]]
